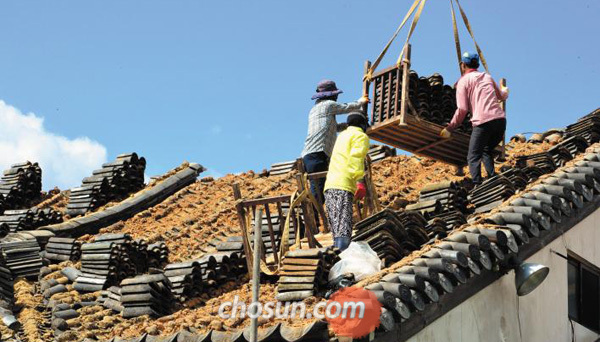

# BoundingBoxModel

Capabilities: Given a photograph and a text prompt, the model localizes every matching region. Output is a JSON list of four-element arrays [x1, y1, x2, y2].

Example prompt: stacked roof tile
[[369, 144, 397, 163], [42, 237, 81, 263], [371, 146, 600, 341], [0, 207, 63, 233], [275, 247, 339, 301], [67, 153, 146, 217], [0, 161, 42, 210], [565, 108, 600, 143]]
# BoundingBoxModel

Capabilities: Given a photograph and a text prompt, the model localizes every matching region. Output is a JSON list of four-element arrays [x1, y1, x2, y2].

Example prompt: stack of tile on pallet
[[369, 145, 397, 163], [516, 152, 557, 174], [276, 247, 339, 302], [67, 152, 146, 217], [120, 273, 174, 318], [42, 237, 81, 263], [0, 207, 63, 233], [164, 260, 203, 302], [0, 238, 43, 280], [373, 71, 471, 134], [469, 175, 516, 214], [147, 242, 169, 269], [565, 108, 600, 144], [0, 161, 42, 209], [268, 160, 298, 176], [98, 286, 123, 313], [353, 209, 420, 264]]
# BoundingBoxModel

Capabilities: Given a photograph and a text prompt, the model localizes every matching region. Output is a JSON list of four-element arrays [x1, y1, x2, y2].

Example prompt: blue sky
[[0, 1, 598, 189]]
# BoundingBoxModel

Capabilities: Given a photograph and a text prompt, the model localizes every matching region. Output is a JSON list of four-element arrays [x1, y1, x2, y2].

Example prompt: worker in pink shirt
[[440, 52, 509, 185]]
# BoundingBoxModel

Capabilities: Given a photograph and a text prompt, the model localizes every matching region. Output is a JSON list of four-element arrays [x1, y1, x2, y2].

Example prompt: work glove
[[440, 128, 452, 139], [358, 96, 370, 105], [355, 182, 367, 200], [501, 85, 509, 95]]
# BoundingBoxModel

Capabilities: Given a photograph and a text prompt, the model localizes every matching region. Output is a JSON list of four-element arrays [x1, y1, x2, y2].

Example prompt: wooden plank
[[370, 132, 464, 166], [363, 60, 372, 118], [399, 44, 412, 126], [263, 205, 278, 265], [232, 183, 253, 275], [378, 73, 385, 121], [378, 126, 467, 161], [240, 195, 291, 208]]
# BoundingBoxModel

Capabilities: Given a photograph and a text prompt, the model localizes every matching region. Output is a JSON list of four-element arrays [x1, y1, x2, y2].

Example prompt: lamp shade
[[515, 262, 550, 296]]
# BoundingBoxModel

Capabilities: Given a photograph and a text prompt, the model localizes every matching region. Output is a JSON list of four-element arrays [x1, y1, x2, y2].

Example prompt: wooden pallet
[[368, 113, 471, 167], [363, 44, 506, 167], [364, 44, 470, 167]]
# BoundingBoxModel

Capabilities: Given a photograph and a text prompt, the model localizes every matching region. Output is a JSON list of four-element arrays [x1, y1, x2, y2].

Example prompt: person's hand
[[358, 96, 370, 105], [355, 182, 367, 200], [440, 128, 452, 139], [500, 85, 509, 95]]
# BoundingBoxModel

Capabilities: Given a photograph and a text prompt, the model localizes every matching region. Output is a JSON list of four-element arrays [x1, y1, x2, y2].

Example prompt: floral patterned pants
[[324, 189, 354, 238]]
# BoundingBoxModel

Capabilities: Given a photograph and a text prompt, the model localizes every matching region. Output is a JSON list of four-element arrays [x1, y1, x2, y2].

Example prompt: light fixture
[[515, 262, 550, 296]]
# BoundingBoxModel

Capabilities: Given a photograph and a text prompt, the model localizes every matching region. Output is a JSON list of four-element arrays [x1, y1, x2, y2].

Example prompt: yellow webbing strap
[[363, 0, 422, 81], [396, 0, 428, 67], [450, 0, 462, 72], [454, 0, 490, 73]]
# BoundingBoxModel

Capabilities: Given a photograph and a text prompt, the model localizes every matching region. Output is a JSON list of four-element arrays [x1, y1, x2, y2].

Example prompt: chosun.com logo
[[217, 287, 382, 338]]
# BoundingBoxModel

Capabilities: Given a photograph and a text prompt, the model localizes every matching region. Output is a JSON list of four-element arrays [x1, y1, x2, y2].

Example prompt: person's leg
[[325, 189, 353, 251], [481, 119, 507, 179], [468, 125, 488, 185], [334, 190, 354, 251], [302, 152, 329, 204], [325, 189, 340, 242]]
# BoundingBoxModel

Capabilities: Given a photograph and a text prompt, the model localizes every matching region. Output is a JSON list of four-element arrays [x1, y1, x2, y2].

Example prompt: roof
[[2, 107, 600, 341]]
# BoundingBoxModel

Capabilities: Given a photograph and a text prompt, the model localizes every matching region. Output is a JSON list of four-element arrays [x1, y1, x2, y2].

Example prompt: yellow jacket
[[324, 126, 370, 194]]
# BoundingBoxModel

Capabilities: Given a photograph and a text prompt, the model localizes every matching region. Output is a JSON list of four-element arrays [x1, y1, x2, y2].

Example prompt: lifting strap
[[450, 0, 462, 73], [363, 0, 422, 81], [396, 0, 427, 67], [453, 0, 490, 73]]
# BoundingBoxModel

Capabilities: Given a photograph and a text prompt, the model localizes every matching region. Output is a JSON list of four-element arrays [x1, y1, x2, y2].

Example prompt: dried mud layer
[[80, 171, 297, 263], [0, 141, 551, 342]]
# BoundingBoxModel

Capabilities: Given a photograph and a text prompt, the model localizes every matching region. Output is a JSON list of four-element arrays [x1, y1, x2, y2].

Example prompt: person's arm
[[446, 81, 470, 131], [328, 99, 366, 116], [492, 79, 509, 101], [347, 133, 370, 183]]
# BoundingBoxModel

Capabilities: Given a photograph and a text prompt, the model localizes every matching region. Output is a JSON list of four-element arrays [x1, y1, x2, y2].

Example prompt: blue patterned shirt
[[301, 100, 363, 157]]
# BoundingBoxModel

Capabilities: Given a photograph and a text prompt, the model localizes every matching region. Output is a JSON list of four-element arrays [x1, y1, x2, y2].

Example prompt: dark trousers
[[302, 152, 329, 204], [468, 118, 506, 185]]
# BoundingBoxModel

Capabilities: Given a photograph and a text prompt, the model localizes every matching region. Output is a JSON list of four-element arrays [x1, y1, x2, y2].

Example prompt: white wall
[[409, 207, 600, 342]]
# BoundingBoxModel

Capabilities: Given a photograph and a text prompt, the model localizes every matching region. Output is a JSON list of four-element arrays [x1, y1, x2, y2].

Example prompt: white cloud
[[0, 100, 107, 190]]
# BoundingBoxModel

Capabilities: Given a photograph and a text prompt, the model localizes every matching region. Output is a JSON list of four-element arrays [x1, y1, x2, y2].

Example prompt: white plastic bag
[[328, 241, 382, 281]]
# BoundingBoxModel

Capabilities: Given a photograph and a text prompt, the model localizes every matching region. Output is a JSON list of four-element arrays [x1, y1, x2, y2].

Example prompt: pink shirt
[[447, 70, 508, 131]]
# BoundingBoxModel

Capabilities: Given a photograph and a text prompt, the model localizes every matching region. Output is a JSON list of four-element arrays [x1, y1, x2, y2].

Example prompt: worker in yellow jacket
[[324, 113, 370, 251]]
